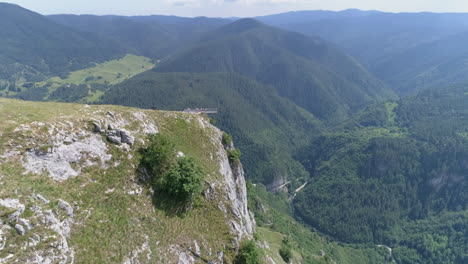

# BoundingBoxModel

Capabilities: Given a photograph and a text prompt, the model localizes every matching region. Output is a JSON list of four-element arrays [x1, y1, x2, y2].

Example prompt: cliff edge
[[0, 98, 253, 263]]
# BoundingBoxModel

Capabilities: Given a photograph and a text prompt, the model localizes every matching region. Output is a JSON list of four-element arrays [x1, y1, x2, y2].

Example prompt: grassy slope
[[0, 98, 240, 262], [44, 54, 154, 86]]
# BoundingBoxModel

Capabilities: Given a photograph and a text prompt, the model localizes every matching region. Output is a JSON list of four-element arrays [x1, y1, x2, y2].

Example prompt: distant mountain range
[[0, 3, 128, 82], [48, 14, 231, 59], [258, 9, 468, 94]]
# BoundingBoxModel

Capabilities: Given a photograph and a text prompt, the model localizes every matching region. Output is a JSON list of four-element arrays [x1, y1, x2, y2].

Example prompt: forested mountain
[[98, 18, 397, 187], [101, 72, 322, 185], [0, 3, 128, 82], [259, 11, 468, 94], [48, 15, 175, 58], [49, 14, 231, 59], [294, 83, 468, 263], [374, 31, 468, 94], [156, 18, 395, 122], [259, 11, 468, 67]]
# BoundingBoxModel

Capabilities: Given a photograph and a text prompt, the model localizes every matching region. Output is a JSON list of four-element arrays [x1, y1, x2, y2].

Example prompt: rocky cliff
[[0, 98, 254, 263]]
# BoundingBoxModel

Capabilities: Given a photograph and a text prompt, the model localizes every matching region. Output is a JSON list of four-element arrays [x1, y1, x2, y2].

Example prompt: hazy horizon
[[5, 0, 468, 18]]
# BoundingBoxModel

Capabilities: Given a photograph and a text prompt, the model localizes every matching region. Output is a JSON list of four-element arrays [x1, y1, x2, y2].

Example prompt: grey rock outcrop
[[24, 134, 111, 181], [105, 128, 134, 146], [18, 218, 33, 231], [107, 134, 122, 144], [36, 194, 50, 204], [58, 199, 74, 217], [15, 224, 25, 235], [106, 111, 115, 119], [92, 121, 103, 133], [120, 130, 135, 145]]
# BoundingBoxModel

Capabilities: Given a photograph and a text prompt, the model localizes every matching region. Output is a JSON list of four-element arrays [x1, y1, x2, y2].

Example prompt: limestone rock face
[[105, 127, 135, 146], [24, 134, 112, 181], [216, 129, 254, 244]]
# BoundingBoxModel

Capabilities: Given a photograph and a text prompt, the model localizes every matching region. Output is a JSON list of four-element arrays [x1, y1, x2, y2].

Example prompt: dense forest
[[294, 84, 468, 263]]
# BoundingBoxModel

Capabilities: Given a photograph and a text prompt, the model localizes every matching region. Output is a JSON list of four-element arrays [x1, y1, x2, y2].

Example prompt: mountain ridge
[[155, 18, 395, 122], [0, 3, 128, 82]]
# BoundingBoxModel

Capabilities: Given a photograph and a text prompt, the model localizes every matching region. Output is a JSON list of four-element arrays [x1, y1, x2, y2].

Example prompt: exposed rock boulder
[[18, 218, 32, 231], [36, 194, 50, 204], [58, 199, 74, 217], [120, 130, 135, 145], [106, 111, 115, 119], [107, 134, 122, 144], [92, 121, 103, 133], [106, 129, 134, 146], [14, 224, 25, 235], [0, 198, 25, 221]]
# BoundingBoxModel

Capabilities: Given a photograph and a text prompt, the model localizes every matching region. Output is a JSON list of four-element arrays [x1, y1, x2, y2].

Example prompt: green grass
[[258, 227, 302, 264], [44, 54, 153, 87]]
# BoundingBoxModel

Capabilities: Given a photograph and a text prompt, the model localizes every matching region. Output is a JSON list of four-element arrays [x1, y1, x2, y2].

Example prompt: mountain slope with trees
[[101, 71, 322, 185], [49, 14, 231, 60], [294, 83, 468, 263], [155, 18, 395, 122], [0, 3, 128, 83]]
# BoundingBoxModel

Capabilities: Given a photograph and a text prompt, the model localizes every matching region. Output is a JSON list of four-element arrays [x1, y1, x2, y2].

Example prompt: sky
[[6, 0, 468, 17]]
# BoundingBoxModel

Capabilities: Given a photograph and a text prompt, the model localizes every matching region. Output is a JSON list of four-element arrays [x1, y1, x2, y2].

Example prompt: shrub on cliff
[[141, 134, 204, 203], [162, 157, 204, 201], [222, 132, 233, 146], [228, 148, 242, 163], [234, 240, 262, 264]]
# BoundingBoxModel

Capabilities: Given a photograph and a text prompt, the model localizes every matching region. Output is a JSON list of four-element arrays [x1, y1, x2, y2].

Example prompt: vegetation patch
[[140, 134, 205, 206], [227, 148, 242, 163], [222, 132, 233, 147], [234, 240, 262, 264]]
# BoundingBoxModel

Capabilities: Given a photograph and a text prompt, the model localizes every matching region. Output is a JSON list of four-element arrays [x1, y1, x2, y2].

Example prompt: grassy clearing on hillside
[[45, 54, 153, 87], [258, 227, 302, 264]]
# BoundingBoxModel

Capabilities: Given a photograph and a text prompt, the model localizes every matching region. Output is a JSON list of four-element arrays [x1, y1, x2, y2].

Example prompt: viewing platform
[[183, 108, 218, 114]]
